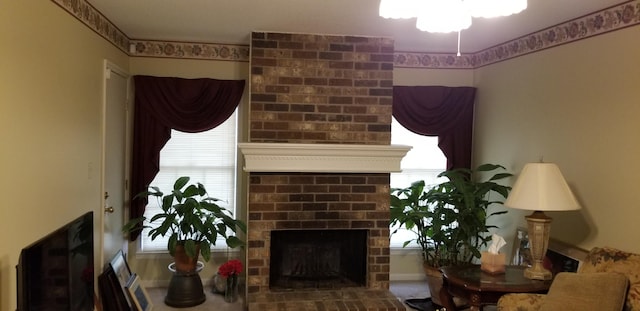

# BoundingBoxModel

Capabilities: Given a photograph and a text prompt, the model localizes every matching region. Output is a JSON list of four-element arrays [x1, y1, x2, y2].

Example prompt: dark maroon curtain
[[129, 75, 245, 241], [392, 86, 476, 170]]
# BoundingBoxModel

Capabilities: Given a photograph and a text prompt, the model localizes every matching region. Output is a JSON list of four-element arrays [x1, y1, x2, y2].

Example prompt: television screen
[[17, 211, 94, 311]]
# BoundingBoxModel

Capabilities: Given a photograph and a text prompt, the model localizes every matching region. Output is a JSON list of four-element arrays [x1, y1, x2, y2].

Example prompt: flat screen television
[[16, 211, 94, 311]]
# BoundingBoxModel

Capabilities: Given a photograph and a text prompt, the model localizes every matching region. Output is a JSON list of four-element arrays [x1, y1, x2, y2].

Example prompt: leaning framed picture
[[510, 226, 589, 276], [109, 250, 132, 288], [511, 226, 531, 266], [109, 250, 133, 308], [125, 273, 153, 311], [546, 238, 589, 274]]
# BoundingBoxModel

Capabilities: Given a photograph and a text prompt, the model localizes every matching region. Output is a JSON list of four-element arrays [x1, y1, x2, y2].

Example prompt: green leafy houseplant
[[124, 176, 246, 265], [390, 163, 512, 268]]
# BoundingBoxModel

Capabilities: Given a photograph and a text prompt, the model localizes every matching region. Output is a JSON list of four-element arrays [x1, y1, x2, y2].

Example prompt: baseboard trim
[[141, 277, 217, 289], [142, 275, 422, 288], [389, 273, 427, 281]]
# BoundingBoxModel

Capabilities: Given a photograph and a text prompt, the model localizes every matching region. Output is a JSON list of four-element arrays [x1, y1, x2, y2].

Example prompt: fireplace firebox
[[270, 229, 368, 290]]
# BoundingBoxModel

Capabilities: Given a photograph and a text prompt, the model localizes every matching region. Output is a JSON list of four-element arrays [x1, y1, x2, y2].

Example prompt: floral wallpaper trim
[[52, 0, 639, 67], [395, 0, 640, 69], [129, 40, 250, 62], [50, 0, 250, 62], [392, 53, 475, 69], [51, 0, 130, 52], [471, 0, 640, 68]]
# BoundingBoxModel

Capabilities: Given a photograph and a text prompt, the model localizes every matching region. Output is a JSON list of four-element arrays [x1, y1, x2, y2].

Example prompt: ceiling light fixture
[[379, 0, 527, 55]]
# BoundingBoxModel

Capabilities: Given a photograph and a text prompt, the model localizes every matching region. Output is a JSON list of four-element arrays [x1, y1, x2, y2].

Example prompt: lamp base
[[524, 211, 553, 281], [524, 264, 552, 280]]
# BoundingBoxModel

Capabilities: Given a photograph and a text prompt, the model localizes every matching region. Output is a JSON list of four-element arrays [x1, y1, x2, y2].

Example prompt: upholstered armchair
[[497, 246, 640, 311]]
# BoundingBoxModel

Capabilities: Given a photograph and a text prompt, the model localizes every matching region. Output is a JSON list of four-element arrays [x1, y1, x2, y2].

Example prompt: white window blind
[[140, 111, 238, 252], [390, 117, 447, 248]]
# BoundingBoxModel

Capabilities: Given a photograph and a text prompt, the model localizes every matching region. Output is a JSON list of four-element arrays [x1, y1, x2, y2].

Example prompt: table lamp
[[504, 162, 581, 280]]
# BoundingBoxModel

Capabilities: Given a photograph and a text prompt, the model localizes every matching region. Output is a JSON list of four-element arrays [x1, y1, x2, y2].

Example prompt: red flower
[[218, 259, 243, 277]]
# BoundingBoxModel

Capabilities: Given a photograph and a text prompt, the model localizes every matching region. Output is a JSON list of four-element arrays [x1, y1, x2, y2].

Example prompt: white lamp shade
[[505, 163, 581, 212]]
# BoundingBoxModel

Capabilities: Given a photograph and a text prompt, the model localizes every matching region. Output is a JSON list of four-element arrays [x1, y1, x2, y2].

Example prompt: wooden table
[[440, 265, 552, 311]]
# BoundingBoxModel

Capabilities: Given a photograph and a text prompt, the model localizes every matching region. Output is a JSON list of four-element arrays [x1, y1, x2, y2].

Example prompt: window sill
[[390, 247, 422, 256]]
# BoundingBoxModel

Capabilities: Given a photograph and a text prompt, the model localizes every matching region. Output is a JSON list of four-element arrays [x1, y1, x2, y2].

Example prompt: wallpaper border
[[53, 0, 639, 68]]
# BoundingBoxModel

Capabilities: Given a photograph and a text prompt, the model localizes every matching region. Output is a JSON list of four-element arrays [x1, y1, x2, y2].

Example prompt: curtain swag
[[392, 85, 476, 170], [129, 75, 245, 241]]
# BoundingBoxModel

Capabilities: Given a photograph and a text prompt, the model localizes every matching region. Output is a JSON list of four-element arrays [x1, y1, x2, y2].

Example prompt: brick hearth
[[246, 31, 402, 310]]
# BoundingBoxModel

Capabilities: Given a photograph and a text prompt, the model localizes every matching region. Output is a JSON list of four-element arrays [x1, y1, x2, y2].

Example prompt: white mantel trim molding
[[238, 143, 412, 173]]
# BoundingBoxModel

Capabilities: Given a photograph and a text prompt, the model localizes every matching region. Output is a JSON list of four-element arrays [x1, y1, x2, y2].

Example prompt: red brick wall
[[246, 173, 391, 294], [249, 32, 394, 145], [246, 32, 394, 297]]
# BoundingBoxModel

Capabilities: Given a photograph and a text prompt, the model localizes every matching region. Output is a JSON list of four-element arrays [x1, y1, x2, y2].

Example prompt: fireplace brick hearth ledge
[[248, 288, 407, 310]]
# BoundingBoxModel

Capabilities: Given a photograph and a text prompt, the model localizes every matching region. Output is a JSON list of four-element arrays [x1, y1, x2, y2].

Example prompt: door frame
[[100, 59, 131, 269]]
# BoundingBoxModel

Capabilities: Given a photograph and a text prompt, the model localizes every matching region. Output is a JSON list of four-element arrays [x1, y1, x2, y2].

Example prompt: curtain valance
[[129, 75, 245, 241], [392, 86, 476, 170]]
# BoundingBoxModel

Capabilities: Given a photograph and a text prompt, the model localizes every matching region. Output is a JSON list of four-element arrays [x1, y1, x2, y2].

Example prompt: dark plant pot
[[165, 273, 206, 307], [165, 246, 206, 307]]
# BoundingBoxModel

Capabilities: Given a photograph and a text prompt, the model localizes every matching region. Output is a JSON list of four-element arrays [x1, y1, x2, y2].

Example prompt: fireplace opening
[[270, 229, 368, 291]]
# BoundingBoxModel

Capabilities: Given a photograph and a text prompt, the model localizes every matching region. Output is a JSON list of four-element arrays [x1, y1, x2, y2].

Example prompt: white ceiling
[[88, 0, 623, 53]]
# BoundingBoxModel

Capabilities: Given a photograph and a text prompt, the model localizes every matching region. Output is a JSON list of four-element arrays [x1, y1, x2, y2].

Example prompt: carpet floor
[[147, 281, 496, 311]]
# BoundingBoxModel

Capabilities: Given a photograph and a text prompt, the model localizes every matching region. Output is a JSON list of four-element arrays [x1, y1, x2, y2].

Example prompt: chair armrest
[[497, 293, 546, 311], [538, 272, 628, 311]]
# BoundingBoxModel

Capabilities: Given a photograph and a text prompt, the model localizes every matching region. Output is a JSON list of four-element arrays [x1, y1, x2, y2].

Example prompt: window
[[139, 111, 238, 253], [390, 117, 447, 248]]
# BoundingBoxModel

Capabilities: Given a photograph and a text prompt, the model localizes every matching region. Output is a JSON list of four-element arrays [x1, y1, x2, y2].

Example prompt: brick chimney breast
[[247, 32, 404, 311]]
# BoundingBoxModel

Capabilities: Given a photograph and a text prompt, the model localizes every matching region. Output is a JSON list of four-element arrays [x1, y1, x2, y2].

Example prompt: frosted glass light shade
[[416, 0, 472, 33], [466, 0, 528, 18], [505, 163, 581, 212], [379, 0, 420, 19], [379, 0, 528, 33]]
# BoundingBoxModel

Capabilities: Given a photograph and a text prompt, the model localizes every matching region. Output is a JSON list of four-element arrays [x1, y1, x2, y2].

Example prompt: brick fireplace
[[269, 229, 368, 290], [243, 32, 408, 310]]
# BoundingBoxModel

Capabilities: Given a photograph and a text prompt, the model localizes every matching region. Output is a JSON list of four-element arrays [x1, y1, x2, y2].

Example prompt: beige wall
[[0, 1, 128, 310], [473, 26, 640, 256], [394, 67, 475, 86]]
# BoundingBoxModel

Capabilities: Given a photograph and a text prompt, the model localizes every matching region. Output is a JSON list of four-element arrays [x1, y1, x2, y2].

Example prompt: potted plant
[[390, 163, 512, 306], [123, 176, 247, 273]]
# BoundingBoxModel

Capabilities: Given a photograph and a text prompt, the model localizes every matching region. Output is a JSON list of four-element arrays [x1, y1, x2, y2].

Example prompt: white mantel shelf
[[238, 143, 412, 173]]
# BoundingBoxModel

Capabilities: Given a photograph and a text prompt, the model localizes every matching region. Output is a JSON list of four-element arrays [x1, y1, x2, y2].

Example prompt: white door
[[100, 60, 130, 268]]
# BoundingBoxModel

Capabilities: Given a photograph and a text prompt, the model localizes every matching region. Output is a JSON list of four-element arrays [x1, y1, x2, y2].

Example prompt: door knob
[[104, 192, 114, 213]]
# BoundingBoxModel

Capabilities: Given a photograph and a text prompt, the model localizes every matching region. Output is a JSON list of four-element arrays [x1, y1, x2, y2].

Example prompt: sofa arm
[[497, 293, 546, 311], [538, 272, 628, 311]]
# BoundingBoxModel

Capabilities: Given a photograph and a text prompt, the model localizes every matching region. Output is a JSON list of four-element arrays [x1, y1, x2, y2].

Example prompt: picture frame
[[110, 250, 132, 288], [109, 250, 133, 309], [546, 238, 589, 274], [511, 226, 531, 266], [98, 265, 131, 311], [510, 226, 589, 275], [125, 273, 153, 311]]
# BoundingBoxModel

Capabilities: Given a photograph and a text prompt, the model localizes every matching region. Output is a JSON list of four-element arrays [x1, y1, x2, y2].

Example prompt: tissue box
[[481, 252, 506, 274]]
